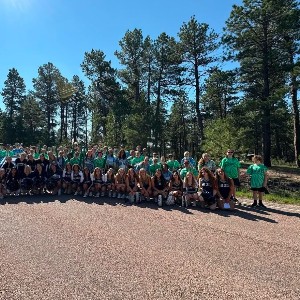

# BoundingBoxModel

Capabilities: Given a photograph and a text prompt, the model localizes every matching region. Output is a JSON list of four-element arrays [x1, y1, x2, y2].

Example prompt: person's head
[[200, 167, 214, 182], [135, 151, 140, 157], [20, 153, 26, 160], [50, 162, 57, 171], [65, 162, 72, 171], [127, 167, 136, 176], [72, 164, 80, 172], [153, 157, 158, 164], [168, 154, 174, 160], [226, 149, 234, 157], [160, 156, 166, 163], [0, 168, 5, 176], [139, 168, 147, 177], [252, 155, 263, 164], [10, 167, 17, 175], [216, 168, 226, 179], [36, 163, 42, 172], [183, 160, 190, 168], [184, 151, 190, 158], [162, 163, 168, 171], [118, 168, 125, 176], [107, 168, 114, 175], [6, 156, 12, 163], [97, 151, 103, 157], [172, 171, 181, 182], [83, 166, 90, 174], [202, 153, 210, 161], [24, 165, 32, 175], [48, 151, 54, 158], [155, 169, 162, 177], [144, 156, 149, 163], [185, 171, 196, 185], [152, 152, 158, 158], [39, 153, 45, 160]]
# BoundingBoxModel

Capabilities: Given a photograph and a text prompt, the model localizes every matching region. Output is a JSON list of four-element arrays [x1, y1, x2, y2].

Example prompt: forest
[[0, 0, 299, 167]]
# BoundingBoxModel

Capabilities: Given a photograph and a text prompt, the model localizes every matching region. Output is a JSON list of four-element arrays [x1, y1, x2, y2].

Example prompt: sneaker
[[250, 202, 257, 207], [89, 192, 93, 197], [83, 192, 88, 198], [96, 192, 100, 197], [101, 192, 105, 197], [117, 193, 121, 199], [58, 189, 61, 196], [258, 202, 266, 208], [74, 191, 78, 196]]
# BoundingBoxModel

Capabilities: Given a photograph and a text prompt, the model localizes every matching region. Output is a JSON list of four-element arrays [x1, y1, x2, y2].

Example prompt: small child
[[246, 155, 269, 208]]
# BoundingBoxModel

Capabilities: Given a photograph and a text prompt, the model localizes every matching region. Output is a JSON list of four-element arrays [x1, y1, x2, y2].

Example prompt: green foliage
[[1, 68, 26, 120], [202, 117, 248, 162]]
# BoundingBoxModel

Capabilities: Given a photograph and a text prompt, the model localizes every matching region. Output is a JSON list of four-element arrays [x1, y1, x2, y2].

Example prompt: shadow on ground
[[1, 194, 298, 222]]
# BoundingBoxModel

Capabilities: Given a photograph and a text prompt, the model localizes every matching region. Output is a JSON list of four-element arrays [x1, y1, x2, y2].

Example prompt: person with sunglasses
[[219, 149, 241, 203]]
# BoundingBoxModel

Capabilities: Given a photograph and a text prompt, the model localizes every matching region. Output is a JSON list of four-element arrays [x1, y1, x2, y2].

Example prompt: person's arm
[[263, 170, 269, 187]]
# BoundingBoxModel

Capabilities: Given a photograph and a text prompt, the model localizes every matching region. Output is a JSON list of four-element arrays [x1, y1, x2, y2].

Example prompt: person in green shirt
[[219, 149, 241, 202], [179, 160, 198, 179], [246, 155, 269, 208], [166, 154, 180, 171], [149, 157, 162, 176], [94, 151, 106, 170], [131, 151, 144, 168], [70, 152, 81, 167], [0, 145, 7, 159]]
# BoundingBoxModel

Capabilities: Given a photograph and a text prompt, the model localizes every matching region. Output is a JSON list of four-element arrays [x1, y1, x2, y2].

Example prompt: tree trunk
[[194, 61, 204, 143], [292, 86, 300, 167]]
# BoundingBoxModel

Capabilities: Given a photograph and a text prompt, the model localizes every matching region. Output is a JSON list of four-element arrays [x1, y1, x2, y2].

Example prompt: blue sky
[[0, 0, 243, 108]]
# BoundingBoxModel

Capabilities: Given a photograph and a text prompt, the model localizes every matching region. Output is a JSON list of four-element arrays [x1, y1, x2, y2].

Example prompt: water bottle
[[158, 195, 162, 207], [135, 192, 140, 203]]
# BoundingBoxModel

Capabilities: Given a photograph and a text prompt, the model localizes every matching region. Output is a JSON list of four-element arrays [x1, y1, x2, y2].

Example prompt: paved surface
[[0, 195, 299, 300]]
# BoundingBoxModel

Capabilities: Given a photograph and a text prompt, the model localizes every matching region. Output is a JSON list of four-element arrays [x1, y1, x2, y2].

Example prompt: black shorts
[[232, 178, 240, 187], [251, 187, 265, 192]]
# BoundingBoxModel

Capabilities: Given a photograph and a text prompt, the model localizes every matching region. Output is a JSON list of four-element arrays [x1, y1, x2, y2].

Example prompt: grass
[[236, 186, 300, 205], [238, 162, 300, 205]]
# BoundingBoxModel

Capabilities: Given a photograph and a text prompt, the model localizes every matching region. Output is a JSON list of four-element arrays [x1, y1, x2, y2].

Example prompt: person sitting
[[215, 168, 235, 210], [183, 171, 200, 207], [198, 167, 217, 210], [167, 171, 183, 205]]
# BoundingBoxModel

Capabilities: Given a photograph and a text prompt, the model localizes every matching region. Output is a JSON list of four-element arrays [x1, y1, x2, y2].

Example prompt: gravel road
[[0, 196, 299, 300]]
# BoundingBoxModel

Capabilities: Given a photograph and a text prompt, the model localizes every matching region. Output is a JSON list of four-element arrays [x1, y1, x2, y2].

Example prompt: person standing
[[246, 155, 269, 208], [219, 149, 241, 202]]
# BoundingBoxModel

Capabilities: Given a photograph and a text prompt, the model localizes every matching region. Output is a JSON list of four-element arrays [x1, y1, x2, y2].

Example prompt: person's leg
[[258, 191, 266, 207], [251, 190, 258, 207]]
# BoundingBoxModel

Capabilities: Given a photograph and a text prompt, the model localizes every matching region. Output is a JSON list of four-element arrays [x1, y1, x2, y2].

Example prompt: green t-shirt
[[94, 157, 106, 169], [219, 157, 240, 179], [0, 150, 7, 158], [179, 167, 198, 179], [149, 163, 162, 176], [246, 163, 268, 188], [131, 156, 143, 166], [167, 159, 180, 171], [70, 157, 81, 166]]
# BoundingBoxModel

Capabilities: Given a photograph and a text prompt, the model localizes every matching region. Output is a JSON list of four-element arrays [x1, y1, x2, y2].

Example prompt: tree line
[[0, 0, 299, 167]]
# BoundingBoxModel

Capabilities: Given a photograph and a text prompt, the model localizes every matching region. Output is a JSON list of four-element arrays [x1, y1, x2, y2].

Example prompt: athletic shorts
[[251, 187, 265, 192], [232, 178, 240, 187]]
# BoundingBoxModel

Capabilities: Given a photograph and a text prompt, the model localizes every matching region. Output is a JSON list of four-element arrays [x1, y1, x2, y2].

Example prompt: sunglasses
[[227, 151, 233, 153]]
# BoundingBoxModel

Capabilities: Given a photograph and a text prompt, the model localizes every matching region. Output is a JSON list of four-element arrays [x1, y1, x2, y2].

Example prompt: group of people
[[0, 143, 269, 209]]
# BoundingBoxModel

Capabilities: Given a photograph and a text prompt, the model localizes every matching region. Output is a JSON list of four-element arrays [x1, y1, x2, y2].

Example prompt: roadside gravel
[[0, 196, 299, 299]]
